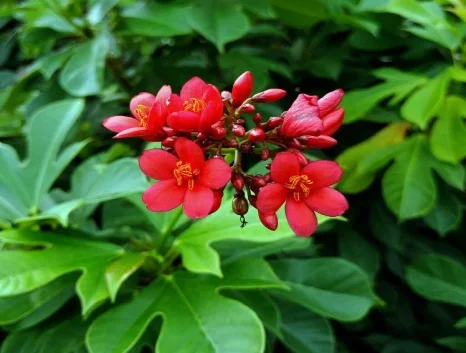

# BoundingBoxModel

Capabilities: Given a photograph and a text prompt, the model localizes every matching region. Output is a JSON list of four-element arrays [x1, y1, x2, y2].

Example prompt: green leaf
[[1, 316, 88, 353], [105, 252, 147, 302], [268, 0, 328, 25], [401, 71, 450, 129], [406, 254, 466, 307], [0, 230, 124, 316], [0, 99, 86, 222], [86, 0, 119, 25], [437, 336, 466, 351], [430, 96, 466, 163], [59, 34, 109, 96], [35, 48, 74, 79], [188, 1, 250, 52], [270, 258, 377, 322], [430, 158, 465, 191], [120, 3, 193, 37], [275, 298, 335, 353], [0, 273, 75, 326], [454, 317, 466, 329], [382, 134, 436, 220], [86, 259, 284, 353], [424, 185, 462, 236], [337, 122, 408, 193], [339, 230, 380, 280]]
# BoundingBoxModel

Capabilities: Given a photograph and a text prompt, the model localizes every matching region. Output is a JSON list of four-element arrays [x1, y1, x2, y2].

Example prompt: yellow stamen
[[173, 161, 200, 190], [135, 105, 150, 127], [285, 175, 313, 198], [183, 98, 207, 113]]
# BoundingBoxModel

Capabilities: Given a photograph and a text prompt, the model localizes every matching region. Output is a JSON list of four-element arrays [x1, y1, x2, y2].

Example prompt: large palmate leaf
[[0, 230, 124, 316], [86, 259, 285, 353], [406, 254, 466, 307], [174, 202, 339, 277], [0, 99, 87, 225], [270, 258, 378, 322]]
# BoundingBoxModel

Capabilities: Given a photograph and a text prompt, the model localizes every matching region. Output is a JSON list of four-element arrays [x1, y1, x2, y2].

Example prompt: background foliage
[[1, 0, 466, 352]]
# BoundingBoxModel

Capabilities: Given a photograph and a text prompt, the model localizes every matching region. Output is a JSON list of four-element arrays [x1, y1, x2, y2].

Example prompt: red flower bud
[[288, 138, 302, 150], [221, 91, 232, 100], [236, 119, 245, 125], [162, 137, 176, 148], [281, 94, 323, 137], [260, 148, 270, 161], [232, 195, 249, 216], [252, 89, 287, 103], [209, 190, 224, 215], [259, 211, 278, 231], [197, 132, 209, 141], [240, 142, 252, 152], [248, 194, 257, 208], [163, 127, 176, 137], [318, 89, 344, 117], [248, 128, 265, 142], [232, 124, 246, 137], [322, 108, 344, 136], [242, 104, 255, 113], [232, 71, 254, 107], [252, 175, 267, 188], [224, 139, 238, 148], [265, 117, 283, 129], [232, 174, 245, 190], [211, 127, 227, 139], [264, 173, 272, 183], [253, 113, 262, 125], [300, 135, 337, 149]]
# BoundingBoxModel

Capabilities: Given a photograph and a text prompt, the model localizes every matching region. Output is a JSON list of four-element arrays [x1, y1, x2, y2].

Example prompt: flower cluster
[[103, 72, 348, 237]]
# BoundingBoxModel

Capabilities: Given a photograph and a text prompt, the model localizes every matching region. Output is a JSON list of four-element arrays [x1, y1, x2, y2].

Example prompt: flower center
[[183, 98, 207, 113], [173, 160, 200, 190], [135, 105, 150, 127], [284, 175, 313, 201]]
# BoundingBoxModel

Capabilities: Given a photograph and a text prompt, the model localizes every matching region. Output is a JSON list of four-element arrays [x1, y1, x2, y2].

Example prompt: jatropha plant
[[103, 72, 348, 236]]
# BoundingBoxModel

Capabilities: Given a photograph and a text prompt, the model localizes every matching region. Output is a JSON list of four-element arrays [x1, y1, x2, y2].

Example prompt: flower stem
[[158, 206, 184, 252]]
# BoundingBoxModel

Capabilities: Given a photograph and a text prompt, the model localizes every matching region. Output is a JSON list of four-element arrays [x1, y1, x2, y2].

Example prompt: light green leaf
[[120, 3, 192, 37], [270, 258, 377, 322], [339, 230, 380, 280], [86, 0, 119, 25], [86, 259, 284, 353], [424, 185, 462, 236], [0, 273, 75, 326], [0, 230, 124, 316], [430, 96, 466, 163], [337, 122, 408, 193], [437, 336, 466, 351], [382, 134, 436, 220], [59, 34, 109, 96], [35, 48, 74, 79], [430, 158, 465, 191], [455, 317, 466, 329], [401, 71, 450, 129], [275, 298, 335, 353], [105, 252, 147, 302], [406, 254, 466, 307], [188, 1, 250, 52]]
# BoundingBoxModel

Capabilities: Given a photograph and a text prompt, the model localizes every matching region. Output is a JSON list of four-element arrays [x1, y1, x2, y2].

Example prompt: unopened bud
[[265, 117, 283, 129], [221, 91, 232, 100], [232, 124, 245, 137], [242, 104, 255, 113], [232, 195, 249, 216], [260, 148, 270, 161], [240, 142, 252, 152], [300, 135, 338, 149], [252, 175, 267, 188], [232, 71, 253, 107], [288, 138, 302, 150], [248, 195, 257, 208], [163, 127, 176, 137], [162, 137, 175, 148], [209, 190, 224, 214], [236, 119, 245, 125], [252, 89, 286, 103], [211, 127, 227, 139], [253, 113, 262, 125], [264, 173, 272, 183], [248, 128, 265, 142], [224, 139, 238, 148], [259, 211, 278, 231], [232, 174, 245, 190]]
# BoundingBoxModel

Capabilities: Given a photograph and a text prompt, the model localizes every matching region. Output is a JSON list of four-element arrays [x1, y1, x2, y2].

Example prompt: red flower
[[139, 138, 231, 219], [281, 94, 323, 138], [232, 71, 253, 107], [301, 89, 344, 149], [256, 152, 348, 237], [167, 77, 224, 133], [103, 87, 171, 141]]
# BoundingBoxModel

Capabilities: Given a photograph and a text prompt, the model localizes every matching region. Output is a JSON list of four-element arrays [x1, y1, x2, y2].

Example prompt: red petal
[[167, 111, 200, 132], [271, 152, 300, 184], [156, 85, 172, 105], [301, 160, 343, 190], [180, 77, 207, 100], [142, 179, 185, 212], [183, 184, 214, 219], [114, 127, 149, 139], [318, 89, 344, 117], [209, 190, 223, 214], [281, 95, 323, 137], [139, 149, 178, 180], [259, 211, 278, 231], [147, 102, 165, 134], [285, 196, 317, 237], [256, 183, 288, 214], [167, 94, 184, 113], [174, 138, 205, 171], [130, 93, 156, 119], [301, 135, 337, 149], [322, 108, 344, 136], [199, 101, 223, 132], [198, 158, 231, 189], [305, 187, 349, 216], [103, 116, 139, 132]]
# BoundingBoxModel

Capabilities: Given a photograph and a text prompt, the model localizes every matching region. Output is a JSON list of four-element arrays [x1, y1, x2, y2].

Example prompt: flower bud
[[252, 175, 267, 188], [318, 89, 344, 117], [211, 127, 227, 139], [163, 127, 176, 137], [235, 119, 245, 125], [232, 124, 246, 137], [240, 142, 252, 152], [264, 173, 272, 183], [242, 104, 255, 113], [232, 174, 245, 190], [288, 138, 302, 150], [265, 117, 283, 129], [197, 132, 209, 141], [232, 71, 254, 107], [259, 211, 278, 231], [162, 137, 175, 148], [224, 139, 238, 148], [322, 108, 344, 136], [209, 190, 224, 215], [260, 148, 270, 161], [300, 135, 337, 149], [253, 113, 262, 125], [252, 89, 286, 103], [221, 91, 232, 100], [232, 195, 249, 216], [248, 128, 265, 142], [248, 195, 257, 208]]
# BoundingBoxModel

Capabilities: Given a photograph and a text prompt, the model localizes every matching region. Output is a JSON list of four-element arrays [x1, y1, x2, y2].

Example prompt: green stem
[[158, 207, 184, 252]]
